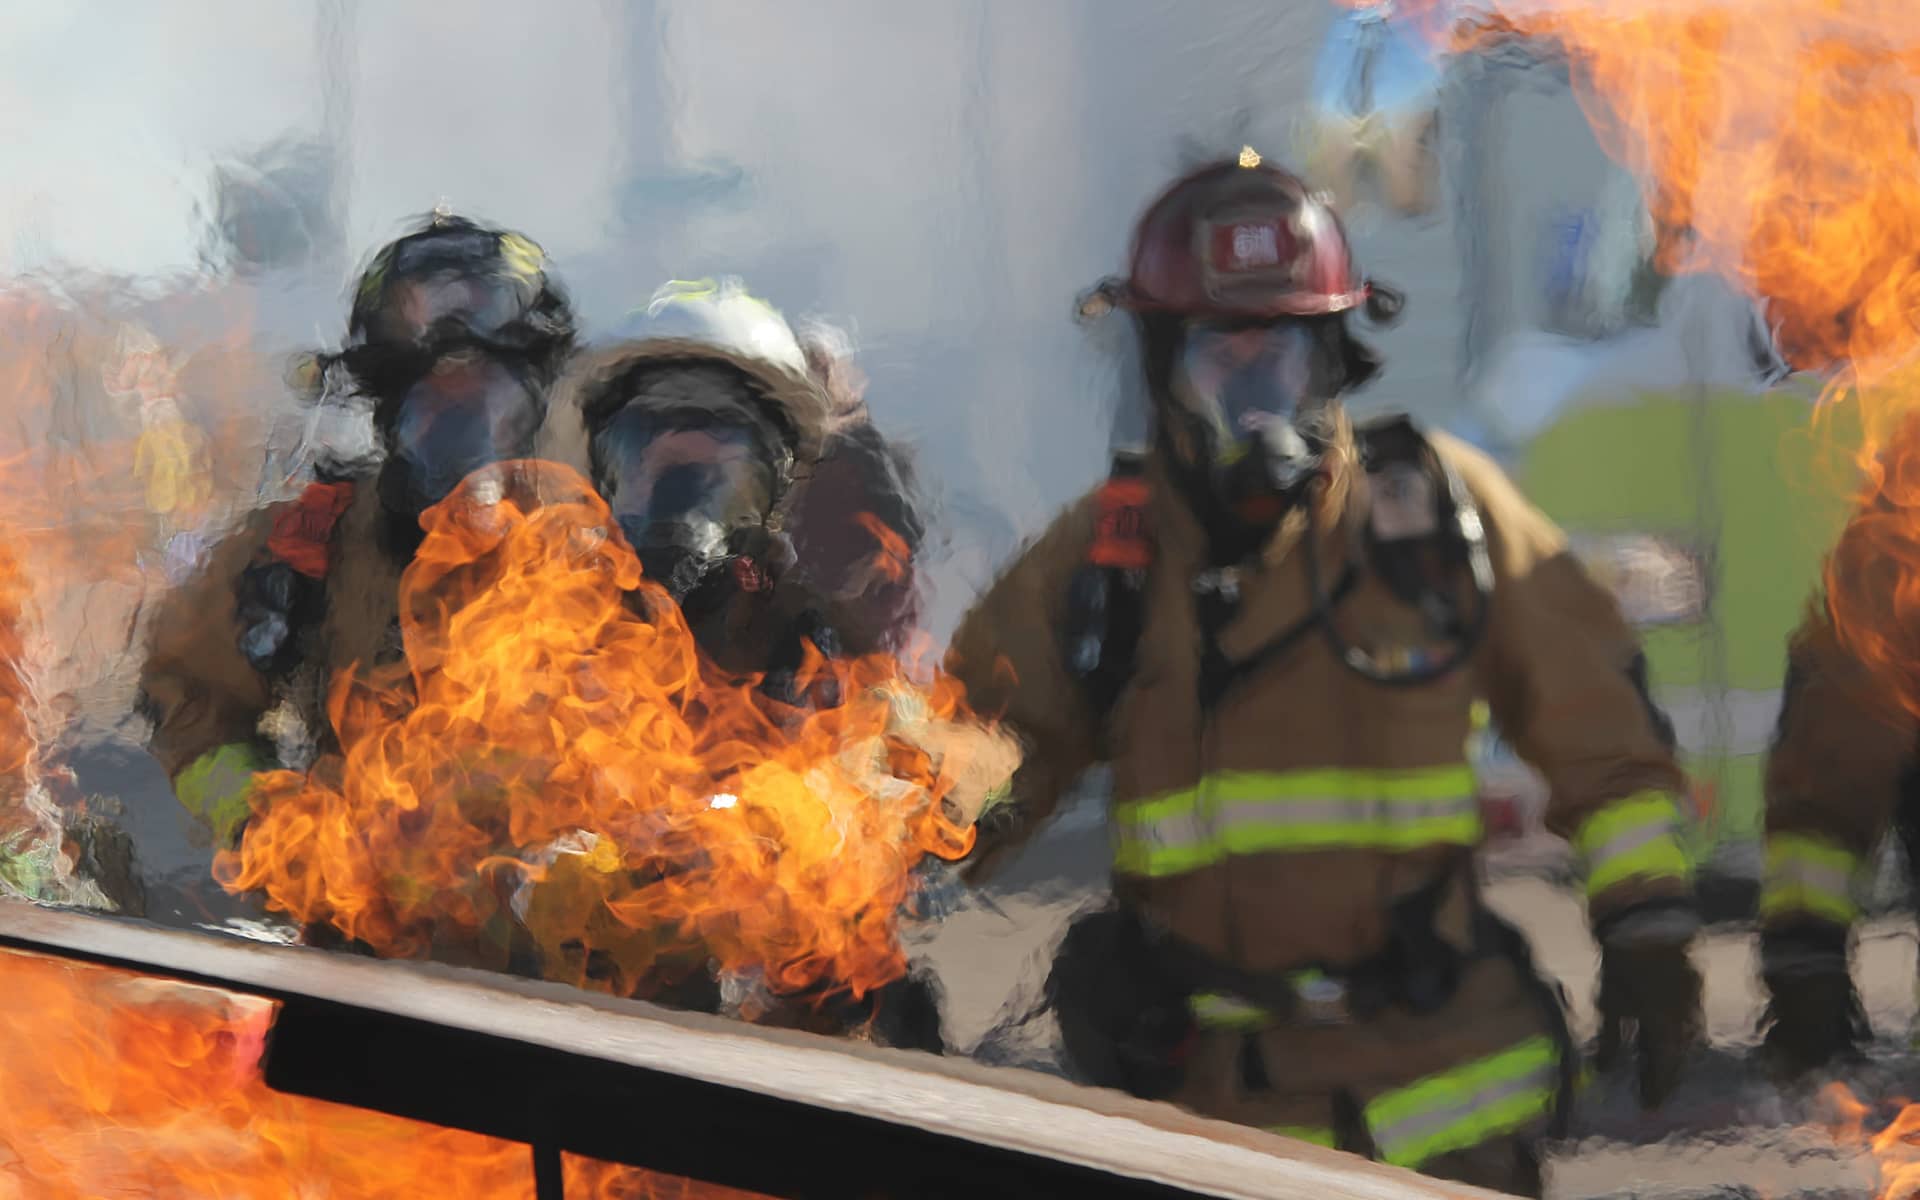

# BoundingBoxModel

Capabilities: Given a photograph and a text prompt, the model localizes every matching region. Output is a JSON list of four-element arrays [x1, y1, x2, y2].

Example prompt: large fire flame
[[0, 945, 760, 1198], [0, 541, 38, 788], [0, 534, 115, 910], [0, 294, 256, 910], [214, 461, 990, 1009], [1432, 3, 1920, 720], [1823, 1083, 1920, 1200], [1427, 4, 1920, 1176]]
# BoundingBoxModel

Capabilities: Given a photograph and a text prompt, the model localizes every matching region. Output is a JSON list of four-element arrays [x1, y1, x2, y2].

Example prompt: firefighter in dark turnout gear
[[944, 151, 1702, 1194], [139, 212, 578, 851], [1756, 493, 1913, 1077]]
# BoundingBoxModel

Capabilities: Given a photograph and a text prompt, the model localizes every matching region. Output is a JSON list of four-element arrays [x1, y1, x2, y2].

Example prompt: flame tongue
[[0, 947, 764, 1198], [1821, 1084, 1920, 1200], [1430, 5, 1920, 720], [1462, 3, 1920, 375], [216, 461, 982, 1008]]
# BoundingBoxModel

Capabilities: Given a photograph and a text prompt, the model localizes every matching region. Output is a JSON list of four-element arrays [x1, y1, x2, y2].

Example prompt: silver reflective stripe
[[1213, 795, 1477, 834], [1117, 807, 1209, 848], [1581, 821, 1672, 874], [1113, 767, 1479, 877], [1119, 794, 1479, 846], [1369, 1058, 1559, 1160], [1765, 855, 1852, 901]]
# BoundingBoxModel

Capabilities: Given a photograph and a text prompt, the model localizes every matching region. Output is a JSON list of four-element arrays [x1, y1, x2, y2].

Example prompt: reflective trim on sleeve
[[1760, 833, 1861, 926], [1572, 791, 1693, 897]]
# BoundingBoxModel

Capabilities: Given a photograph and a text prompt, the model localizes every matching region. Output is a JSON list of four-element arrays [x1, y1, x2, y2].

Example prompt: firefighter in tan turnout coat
[[945, 152, 1704, 1194], [140, 214, 578, 851]]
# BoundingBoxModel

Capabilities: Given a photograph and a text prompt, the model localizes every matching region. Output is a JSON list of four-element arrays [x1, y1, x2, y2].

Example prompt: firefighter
[[541, 277, 929, 683], [1755, 509, 1908, 1077], [138, 212, 577, 851], [526, 278, 962, 1047], [788, 318, 931, 656], [943, 151, 1702, 1194]]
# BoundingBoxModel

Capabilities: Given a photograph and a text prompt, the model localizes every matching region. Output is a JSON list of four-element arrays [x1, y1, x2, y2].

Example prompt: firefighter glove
[[1595, 911, 1704, 1110], [1759, 923, 1868, 1079], [1047, 905, 1195, 1100]]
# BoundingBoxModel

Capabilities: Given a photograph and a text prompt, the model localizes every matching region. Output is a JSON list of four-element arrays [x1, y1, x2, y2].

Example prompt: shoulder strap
[[239, 481, 357, 677], [1328, 412, 1495, 686], [266, 480, 358, 580], [1063, 452, 1152, 729]]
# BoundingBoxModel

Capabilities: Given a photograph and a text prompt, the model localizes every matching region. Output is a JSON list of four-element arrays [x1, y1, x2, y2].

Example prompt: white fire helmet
[[619, 276, 810, 379]]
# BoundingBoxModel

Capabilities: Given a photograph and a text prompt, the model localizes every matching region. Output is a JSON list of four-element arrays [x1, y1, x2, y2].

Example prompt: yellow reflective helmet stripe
[[496, 231, 547, 282]]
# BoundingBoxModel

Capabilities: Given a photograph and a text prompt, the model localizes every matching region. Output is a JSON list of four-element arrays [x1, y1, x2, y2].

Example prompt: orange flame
[[0, 540, 37, 786], [0, 293, 268, 907], [0, 945, 762, 1198], [0, 293, 274, 742], [1436, 4, 1920, 721], [853, 511, 914, 585], [1821, 1084, 1920, 1199], [214, 461, 986, 1008]]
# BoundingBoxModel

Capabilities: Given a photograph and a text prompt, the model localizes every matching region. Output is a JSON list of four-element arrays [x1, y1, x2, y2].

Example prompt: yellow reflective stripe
[[1114, 836, 1217, 879], [1208, 766, 1478, 804], [1267, 1125, 1337, 1149], [1217, 805, 1481, 857], [1364, 1035, 1560, 1169], [1113, 765, 1480, 878], [1760, 833, 1861, 925], [1115, 785, 1205, 827], [1190, 992, 1272, 1032], [1572, 792, 1693, 896]]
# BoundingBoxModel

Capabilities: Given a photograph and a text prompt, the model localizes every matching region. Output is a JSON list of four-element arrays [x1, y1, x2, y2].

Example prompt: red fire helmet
[[1093, 151, 1371, 322]]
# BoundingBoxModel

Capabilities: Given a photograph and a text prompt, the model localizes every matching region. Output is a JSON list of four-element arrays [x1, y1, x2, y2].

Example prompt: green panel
[[1517, 389, 1852, 690], [1706, 399, 1856, 689], [1514, 386, 1857, 855]]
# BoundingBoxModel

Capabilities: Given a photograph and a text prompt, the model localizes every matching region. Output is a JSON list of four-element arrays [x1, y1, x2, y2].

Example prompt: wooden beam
[[0, 901, 1511, 1200]]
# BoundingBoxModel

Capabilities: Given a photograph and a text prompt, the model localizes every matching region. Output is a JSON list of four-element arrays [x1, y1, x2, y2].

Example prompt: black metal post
[[533, 1141, 565, 1200]]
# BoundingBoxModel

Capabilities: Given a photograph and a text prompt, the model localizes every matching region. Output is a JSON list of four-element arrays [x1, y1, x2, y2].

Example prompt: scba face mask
[[377, 354, 544, 520], [591, 405, 780, 605], [1170, 319, 1340, 522]]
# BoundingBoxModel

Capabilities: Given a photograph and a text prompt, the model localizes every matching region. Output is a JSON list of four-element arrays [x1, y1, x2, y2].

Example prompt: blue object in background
[[1309, 2, 1446, 121], [1299, 2, 1450, 218]]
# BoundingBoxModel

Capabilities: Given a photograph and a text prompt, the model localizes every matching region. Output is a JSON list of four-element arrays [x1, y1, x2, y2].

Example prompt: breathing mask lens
[[592, 407, 776, 602], [1173, 322, 1324, 453], [380, 356, 542, 517], [1171, 321, 1333, 525], [384, 271, 529, 349]]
